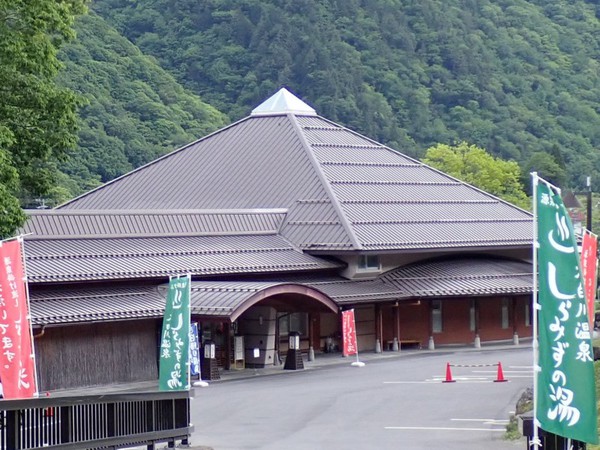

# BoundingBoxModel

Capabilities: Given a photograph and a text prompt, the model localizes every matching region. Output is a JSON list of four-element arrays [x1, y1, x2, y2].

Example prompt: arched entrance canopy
[[188, 281, 338, 322]]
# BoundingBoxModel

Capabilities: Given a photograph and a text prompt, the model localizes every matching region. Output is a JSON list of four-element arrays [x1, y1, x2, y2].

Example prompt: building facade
[[22, 88, 534, 390]]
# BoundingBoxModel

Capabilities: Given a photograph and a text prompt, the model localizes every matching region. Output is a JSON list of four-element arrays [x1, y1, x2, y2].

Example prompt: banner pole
[[186, 274, 191, 391], [531, 172, 541, 449], [19, 237, 39, 397]]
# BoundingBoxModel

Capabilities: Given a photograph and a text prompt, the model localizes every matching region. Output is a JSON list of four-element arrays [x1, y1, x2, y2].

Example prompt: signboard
[[189, 322, 200, 377], [0, 239, 37, 399], [342, 309, 358, 357], [580, 230, 598, 329], [159, 275, 191, 391], [535, 179, 598, 444], [234, 336, 244, 361]]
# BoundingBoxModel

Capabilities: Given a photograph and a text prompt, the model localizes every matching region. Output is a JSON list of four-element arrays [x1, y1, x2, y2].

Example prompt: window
[[501, 298, 510, 329], [525, 302, 531, 327], [358, 254, 380, 271], [431, 300, 442, 333], [469, 300, 476, 332]]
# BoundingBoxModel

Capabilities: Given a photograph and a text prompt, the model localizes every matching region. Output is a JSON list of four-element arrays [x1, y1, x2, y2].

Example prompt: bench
[[386, 339, 421, 350], [400, 340, 421, 349]]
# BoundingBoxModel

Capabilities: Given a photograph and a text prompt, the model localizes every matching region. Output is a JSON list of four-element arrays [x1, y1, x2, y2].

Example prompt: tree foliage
[[56, 13, 228, 197], [0, 0, 87, 238], [521, 151, 567, 193], [423, 142, 530, 209], [91, 0, 600, 191]]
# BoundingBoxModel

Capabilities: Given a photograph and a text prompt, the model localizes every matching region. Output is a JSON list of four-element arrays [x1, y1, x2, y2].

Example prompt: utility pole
[[586, 176, 592, 232]]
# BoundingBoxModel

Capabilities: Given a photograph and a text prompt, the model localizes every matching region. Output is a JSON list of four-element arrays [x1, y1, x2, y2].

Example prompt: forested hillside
[[89, 0, 600, 191], [55, 12, 227, 201]]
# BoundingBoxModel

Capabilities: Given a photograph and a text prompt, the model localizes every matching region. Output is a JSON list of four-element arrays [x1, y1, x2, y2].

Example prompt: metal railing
[[0, 390, 192, 450], [519, 411, 586, 450]]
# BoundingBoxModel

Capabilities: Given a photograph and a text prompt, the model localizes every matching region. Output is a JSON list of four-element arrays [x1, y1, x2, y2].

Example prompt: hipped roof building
[[23, 88, 534, 390]]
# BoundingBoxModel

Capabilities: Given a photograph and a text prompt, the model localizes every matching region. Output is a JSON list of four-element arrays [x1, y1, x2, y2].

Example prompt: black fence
[[0, 390, 192, 450], [519, 412, 586, 450]]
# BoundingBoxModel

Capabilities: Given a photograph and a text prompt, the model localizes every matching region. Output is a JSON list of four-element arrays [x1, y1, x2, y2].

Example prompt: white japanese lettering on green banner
[[536, 179, 598, 444], [159, 275, 191, 391]]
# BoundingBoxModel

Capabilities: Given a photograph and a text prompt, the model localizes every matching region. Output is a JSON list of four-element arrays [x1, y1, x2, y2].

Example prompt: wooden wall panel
[[34, 320, 159, 391]]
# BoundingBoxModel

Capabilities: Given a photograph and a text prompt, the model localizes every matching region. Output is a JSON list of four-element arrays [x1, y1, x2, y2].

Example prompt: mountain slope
[[91, 0, 600, 190], [56, 12, 228, 200]]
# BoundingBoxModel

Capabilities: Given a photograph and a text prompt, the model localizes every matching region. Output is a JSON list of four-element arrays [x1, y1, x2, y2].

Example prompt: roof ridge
[[32, 290, 153, 302], [361, 237, 531, 246], [330, 180, 460, 186], [25, 231, 278, 241], [27, 246, 293, 261], [319, 161, 420, 167], [310, 143, 382, 148], [387, 273, 532, 281], [29, 261, 326, 283], [286, 114, 362, 250], [341, 199, 498, 204], [28, 208, 288, 216], [351, 218, 534, 225]]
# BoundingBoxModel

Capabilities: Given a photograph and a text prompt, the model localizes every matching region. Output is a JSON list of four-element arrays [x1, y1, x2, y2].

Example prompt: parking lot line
[[384, 426, 505, 432], [451, 418, 509, 425]]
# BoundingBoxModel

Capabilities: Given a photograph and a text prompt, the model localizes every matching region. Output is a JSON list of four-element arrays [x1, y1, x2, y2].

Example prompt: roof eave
[[304, 242, 533, 255]]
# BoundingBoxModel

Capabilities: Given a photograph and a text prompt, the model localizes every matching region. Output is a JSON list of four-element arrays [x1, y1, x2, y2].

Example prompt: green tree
[[56, 12, 228, 196], [92, 0, 600, 189], [522, 151, 567, 194], [423, 142, 530, 209], [0, 142, 25, 238], [0, 0, 87, 238]]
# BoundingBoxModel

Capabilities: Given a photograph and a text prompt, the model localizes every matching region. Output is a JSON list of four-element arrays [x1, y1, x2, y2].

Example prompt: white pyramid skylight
[[251, 87, 317, 116]]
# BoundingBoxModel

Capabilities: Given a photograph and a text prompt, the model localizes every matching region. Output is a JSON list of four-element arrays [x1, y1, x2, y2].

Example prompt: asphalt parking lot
[[188, 344, 532, 450]]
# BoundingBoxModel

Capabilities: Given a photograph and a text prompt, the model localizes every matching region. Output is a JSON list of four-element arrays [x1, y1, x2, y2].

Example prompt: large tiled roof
[[23, 210, 340, 284], [293, 115, 532, 251], [27, 279, 402, 325], [185, 280, 340, 319], [188, 257, 534, 306], [381, 257, 533, 297], [29, 257, 532, 325], [185, 278, 402, 316], [23, 209, 287, 239], [30, 286, 164, 325], [57, 88, 532, 253], [24, 235, 339, 283]]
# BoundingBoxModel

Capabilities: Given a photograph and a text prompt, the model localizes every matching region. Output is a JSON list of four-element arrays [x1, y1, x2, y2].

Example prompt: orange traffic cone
[[443, 362, 456, 383], [494, 362, 507, 382]]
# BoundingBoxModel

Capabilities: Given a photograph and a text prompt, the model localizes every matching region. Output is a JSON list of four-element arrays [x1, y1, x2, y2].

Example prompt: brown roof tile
[[25, 234, 340, 283], [56, 90, 532, 253]]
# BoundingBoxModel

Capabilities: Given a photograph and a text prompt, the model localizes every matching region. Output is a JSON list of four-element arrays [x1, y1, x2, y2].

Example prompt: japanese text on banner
[[0, 239, 37, 399], [342, 310, 357, 357], [535, 180, 598, 444], [159, 275, 191, 391]]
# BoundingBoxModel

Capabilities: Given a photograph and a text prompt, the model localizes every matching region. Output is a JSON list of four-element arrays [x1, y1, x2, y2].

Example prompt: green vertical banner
[[159, 275, 191, 391], [536, 178, 598, 444]]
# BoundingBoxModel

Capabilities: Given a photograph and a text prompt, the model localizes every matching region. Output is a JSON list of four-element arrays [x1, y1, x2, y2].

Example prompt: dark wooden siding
[[34, 320, 159, 391]]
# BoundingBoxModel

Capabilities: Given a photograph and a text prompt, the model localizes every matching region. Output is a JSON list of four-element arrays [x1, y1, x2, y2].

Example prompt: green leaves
[[56, 12, 228, 191], [0, 0, 87, 236], [423, 142, 530, 209], [91, 0, 600, 192]]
